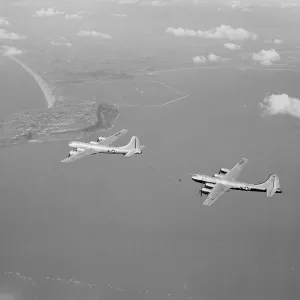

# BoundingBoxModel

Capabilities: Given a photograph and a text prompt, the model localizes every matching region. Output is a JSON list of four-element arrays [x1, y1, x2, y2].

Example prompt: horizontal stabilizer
[[124, 150, 136, 157]]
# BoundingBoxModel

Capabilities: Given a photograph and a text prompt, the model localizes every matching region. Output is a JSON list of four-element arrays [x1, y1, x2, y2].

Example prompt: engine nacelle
[[220, 168, 230, 174], [205, 183, 215, 188], [76, 147, 85, 152], [201, 187, 211, 194], [214, 173, 222, 178], [97, 136, 106, 142]]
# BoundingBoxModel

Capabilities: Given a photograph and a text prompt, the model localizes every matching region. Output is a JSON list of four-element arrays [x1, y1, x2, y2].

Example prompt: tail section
[[256, 174, 281, 197], [120, 136, 140, 150], [120, 136, 145, 156]]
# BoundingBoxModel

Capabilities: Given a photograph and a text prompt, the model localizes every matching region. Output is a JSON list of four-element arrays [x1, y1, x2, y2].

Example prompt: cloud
[[252, 49, 280, 65], [77, 30, 112, 39], [193, 56, 206, 63], [227, 0, 242, 8], [166, 25, 257, 40], [265, 38, 284, 45], [50, 36, 72, 47], [33, 8, 64, 17], [259, 94, 300, 119], [198, 25, 257, 40], [51, 41, 72, 47], [1, 45, 23, 56], [0, 18, 9, 26], [0, 29, 27, 40], [272, 38, 283, 44], [112, 13, 127, 17], [193, 54, 227, 63], [226, 1, 252, 11], [64, 12, 83, 20], [141, 1, 165, 5], [208, 53, 222, 62], [166, 27, 197, 37], [224, 43, 241, 50]]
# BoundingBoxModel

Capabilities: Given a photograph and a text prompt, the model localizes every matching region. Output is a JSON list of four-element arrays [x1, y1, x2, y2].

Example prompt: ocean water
[[1, 2, 300, 300], [0, 58, 45, 118]]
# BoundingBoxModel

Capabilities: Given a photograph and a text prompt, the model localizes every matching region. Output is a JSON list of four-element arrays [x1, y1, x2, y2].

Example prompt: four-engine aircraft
[[61, 129, 145, 163], [190, 158, 282, 206], [59, 130, 283, 205]]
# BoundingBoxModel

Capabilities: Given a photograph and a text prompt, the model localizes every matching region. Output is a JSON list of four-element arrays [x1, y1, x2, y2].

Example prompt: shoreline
[[5, 55, 56, 109], [0, 101, 120, 147]]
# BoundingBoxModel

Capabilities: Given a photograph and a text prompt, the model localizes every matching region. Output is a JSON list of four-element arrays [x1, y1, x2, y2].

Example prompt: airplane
[[189, 158, 283, 206], [61, 129, 145, 163]]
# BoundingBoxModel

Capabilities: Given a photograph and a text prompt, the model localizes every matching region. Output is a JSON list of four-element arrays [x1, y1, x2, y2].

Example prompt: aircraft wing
[[203, 183, 230, 206], [222, 158, 248, 181], [61, 148, 98, 163], [98, 129, 128, 146]]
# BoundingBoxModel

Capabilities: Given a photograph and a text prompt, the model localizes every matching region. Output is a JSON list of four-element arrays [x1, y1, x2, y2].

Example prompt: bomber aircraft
[[61, 129, 145, 163], [190, 158, 282, 206]]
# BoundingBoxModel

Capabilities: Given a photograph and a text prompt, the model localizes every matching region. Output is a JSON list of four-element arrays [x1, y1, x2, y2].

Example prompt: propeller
[[198, 188, 203, 197]]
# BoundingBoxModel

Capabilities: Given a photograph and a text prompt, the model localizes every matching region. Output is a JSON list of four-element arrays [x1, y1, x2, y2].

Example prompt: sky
[[0, 1, 300, 300]]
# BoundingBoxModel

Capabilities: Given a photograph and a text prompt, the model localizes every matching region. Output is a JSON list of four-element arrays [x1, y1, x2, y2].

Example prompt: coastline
[[48, 101, 120, 138], [5, 55, 56, 109]]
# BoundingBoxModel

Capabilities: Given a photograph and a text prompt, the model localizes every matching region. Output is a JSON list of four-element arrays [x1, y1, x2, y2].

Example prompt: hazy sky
[[1, 1, 300, 300]]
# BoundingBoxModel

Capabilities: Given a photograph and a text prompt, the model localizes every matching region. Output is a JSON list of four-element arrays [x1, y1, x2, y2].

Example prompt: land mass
[[0, 100, 119, 147]]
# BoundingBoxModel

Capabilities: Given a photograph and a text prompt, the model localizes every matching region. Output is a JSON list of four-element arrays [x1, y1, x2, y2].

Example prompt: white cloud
[[272, 38, 283, 44], [0, 29, 27, 40], [51, 37, 72, 47], [64, 12, 83, 20], [208, 53, 221, 62], [112, 13, 127, 17], [193, 56, 206, 63], [33, 8, 64, 17], [166, 25, 257, 41], [77, 30, 112, 39], [241, 8, 252, 12], [197, 25, 257, 40], [227, 0, 241, 7], [193, 54, 227, 63], [151, 1, 164, 5], [224, 43, 241, 50], [0, 18, 9, 26], [265, 38, 284, 45], [252, 49, 280, 65], [226, 1, 252, 11], [166, 27, 197, 37], [1, 45, 23, 56], [259, 94, 300, 119], [143, 1, 164, 5]]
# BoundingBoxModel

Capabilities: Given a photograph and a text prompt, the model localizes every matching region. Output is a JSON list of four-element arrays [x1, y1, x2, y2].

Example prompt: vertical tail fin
[[120, 136, 140, 150], [256, 174, 281, 197]]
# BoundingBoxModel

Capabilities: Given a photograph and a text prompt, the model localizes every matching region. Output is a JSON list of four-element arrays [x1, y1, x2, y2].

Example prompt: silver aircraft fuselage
[[68, 141, 142, 155], [192, 175, 282, 193]]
